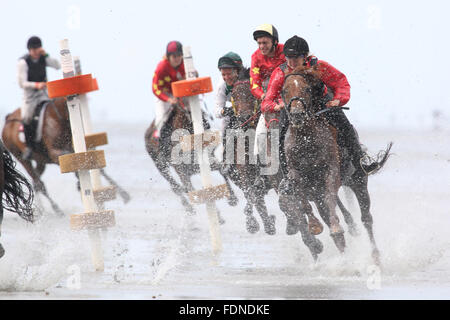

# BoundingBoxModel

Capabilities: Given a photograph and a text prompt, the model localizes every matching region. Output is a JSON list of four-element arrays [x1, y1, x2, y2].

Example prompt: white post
[[183, 46, 222, 254], [73, 56, 103, 194], [60, 40, 104, 271]]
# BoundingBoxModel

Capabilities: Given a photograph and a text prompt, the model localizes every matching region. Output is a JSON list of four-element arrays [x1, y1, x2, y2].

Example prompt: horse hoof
[[0, 244, 5, 259], [330, 232, 346, 253], [246, 216, 260, 234], [348, 223, 360, 237], [186, 206, 196, 216], [218, 214, 226, 225], [372, 249, 381, 266], [286, 219, 299, 235], [227, 195, 238, 207], [263, 215, 276, 235], [308, 215, 324, 235], [310, 238, 323, 256]]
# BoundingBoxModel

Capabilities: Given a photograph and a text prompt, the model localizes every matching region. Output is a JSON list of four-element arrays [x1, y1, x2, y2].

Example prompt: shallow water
[[0, 122, 449, 300]]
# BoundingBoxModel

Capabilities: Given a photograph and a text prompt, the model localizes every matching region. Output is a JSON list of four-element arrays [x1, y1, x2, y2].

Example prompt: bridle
[[282, 73, 348, 128]]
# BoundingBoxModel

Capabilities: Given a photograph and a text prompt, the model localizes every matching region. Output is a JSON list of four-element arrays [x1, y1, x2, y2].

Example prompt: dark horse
[[2, 99, 72, 215], [225, 68, 276, 235], [280, 66, 392, 264], [0, 139, 34, 258], [145, 98, 238, 216], [228, 69, 323, 236]]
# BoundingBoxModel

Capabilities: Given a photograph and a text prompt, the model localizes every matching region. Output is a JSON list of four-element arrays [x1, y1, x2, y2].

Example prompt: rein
[[283, 73, 349, 126]]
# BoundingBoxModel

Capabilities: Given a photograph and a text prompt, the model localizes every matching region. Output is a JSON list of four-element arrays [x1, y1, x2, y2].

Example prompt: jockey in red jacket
[[250, 24, 286, 101], [250, 24, 287, 163], [151, 41, 186, 141], [262, 35, 366, 173]]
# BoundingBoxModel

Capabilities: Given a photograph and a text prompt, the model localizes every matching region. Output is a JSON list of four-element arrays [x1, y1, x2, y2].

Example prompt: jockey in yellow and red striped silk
[[250, 24, 286, 159], [151, 41, 186, 140]]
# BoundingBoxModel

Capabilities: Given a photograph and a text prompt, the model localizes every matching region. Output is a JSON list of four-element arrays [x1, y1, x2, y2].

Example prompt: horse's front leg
[[315, 190, 346, 253]]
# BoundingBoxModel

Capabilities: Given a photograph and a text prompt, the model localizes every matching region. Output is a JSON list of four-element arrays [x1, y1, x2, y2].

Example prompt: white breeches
[[253, 114, 267, 156], [154, 98, 172, 132]]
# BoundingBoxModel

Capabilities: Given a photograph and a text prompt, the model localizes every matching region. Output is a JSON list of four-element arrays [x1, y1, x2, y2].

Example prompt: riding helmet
[[27, 36, 42, 49], [218, 52, 243, 70], [253, 24, 279, 45], [166, 40, 183, 56], [283, 35, 309, 57]]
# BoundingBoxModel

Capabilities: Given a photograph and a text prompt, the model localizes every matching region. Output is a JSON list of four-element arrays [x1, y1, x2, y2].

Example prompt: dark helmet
[[218, 52, 243, 70], [27, 36, 42, 49], [283, 35, 309, 57], [166, 40, 183, 56], [253, 24, 279, 45]]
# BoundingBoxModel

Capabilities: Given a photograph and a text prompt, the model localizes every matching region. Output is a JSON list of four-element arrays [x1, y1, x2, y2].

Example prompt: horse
[[228, 69, 323, 237], [0, 139, 34, 258], [2, 98, 131, 216], [224, 68, 276, 235], [145, 98, 238, 217], [2, 98, 72, 215], [281, 66, 392, 264]]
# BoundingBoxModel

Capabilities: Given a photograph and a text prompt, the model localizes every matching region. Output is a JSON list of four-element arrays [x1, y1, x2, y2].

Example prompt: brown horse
[[228, 69, 323, 237], [280, 66, 392, 264], [145, 98, 238, 216], [225, 70, 276, 235], [2, 98, 72, 215], [0, 139, 34, 258]]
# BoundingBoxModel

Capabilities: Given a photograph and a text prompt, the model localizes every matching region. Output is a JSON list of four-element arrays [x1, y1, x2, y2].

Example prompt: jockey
[[215, 52, 243, 174], [152, 40, 186, 143], [18, 36, 60, 160], [262, 35, 365, 173], [250, 24, 286, 160]]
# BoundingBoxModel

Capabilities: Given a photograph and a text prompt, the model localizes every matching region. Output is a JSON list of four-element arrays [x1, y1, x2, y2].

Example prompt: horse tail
[[362, 142, 393, 175], [1, 144, 35, 222]]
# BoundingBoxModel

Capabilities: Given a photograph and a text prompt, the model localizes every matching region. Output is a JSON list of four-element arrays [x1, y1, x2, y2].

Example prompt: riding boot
[[324, 109, 365, 171], [22, 121, 34, 160], [279, 109, 289, 176], [346, 125, 366, 171]]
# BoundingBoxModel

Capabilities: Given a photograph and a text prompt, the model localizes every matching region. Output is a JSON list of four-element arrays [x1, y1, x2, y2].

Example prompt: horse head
[[282, 66, 323, 129], [230, 68, 259, 128]]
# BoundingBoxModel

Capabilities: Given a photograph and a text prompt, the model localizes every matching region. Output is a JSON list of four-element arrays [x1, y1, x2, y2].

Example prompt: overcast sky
[[1, 0, 449, 129]]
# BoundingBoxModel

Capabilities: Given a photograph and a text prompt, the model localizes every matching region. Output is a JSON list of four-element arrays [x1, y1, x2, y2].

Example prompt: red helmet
[[166, 41, 183, 56]]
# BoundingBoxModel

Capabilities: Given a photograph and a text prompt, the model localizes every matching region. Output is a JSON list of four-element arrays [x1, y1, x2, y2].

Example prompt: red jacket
[[261, 56, 351, 113], [250, 43, 286, 100], [152, 58, 186, 102]]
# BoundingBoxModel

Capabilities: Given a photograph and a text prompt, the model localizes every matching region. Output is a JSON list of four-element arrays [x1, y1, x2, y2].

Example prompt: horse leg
[[279, 194, 322, 260], [300, 200, 324, 236], [243, 200, 259, 234], [99, 169, 131, 204], [315, 195, 346, 253], [350, 181, 381, 266], [278, 193, 301, 236], [337, 194, 359, 237], [155, 161, 194, 215], [252, 194, 275, 235], [223, 173, 238, 207], [35, 162, 64, 217]]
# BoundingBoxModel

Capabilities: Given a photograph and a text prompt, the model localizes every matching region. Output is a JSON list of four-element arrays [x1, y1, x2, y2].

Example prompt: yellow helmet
[[253, 24, 279, 44]]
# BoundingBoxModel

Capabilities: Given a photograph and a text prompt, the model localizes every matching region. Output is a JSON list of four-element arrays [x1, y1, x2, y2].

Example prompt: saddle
[[23, 100, 50, 151]]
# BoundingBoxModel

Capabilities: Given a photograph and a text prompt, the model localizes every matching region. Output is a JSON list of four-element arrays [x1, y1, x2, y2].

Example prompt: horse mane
[[289, 64, 322, 82], [237, 67, 250, 81]]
